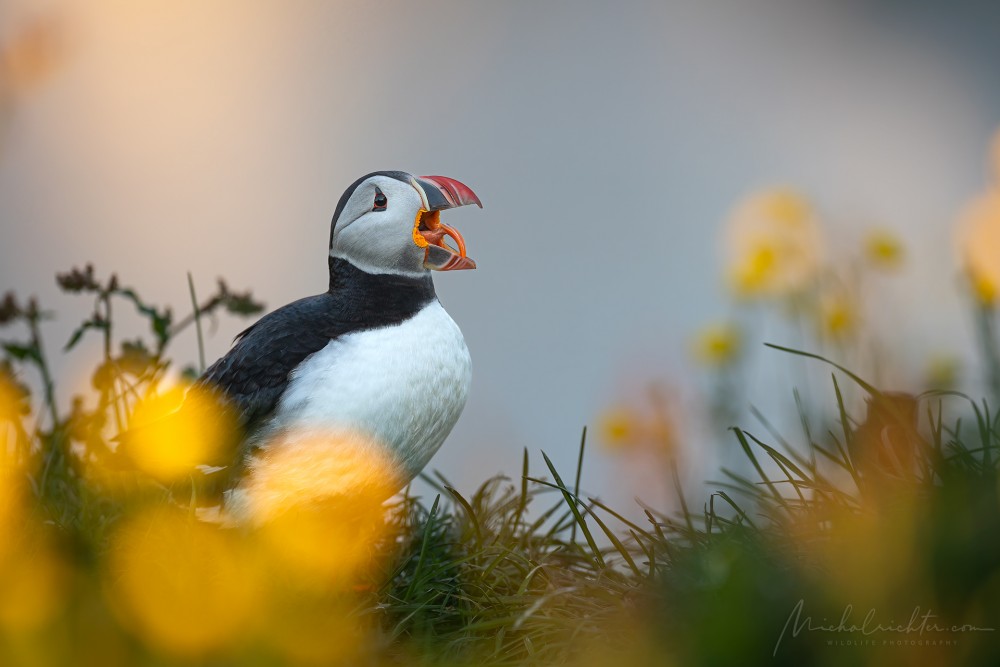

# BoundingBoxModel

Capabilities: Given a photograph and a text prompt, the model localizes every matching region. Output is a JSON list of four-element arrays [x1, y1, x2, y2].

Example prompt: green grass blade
[[713, 491, 757, 529], [765, 342, 881, 396], [731, 427, 787, 508], [587, 496, 654, 540], [670, 458, 696, 535], [570, 426, 587, 544], [404, 494, 441, 601], [583, 502, 641, 576], [445, 485, 483, 547], [540, 451, 606, 569]]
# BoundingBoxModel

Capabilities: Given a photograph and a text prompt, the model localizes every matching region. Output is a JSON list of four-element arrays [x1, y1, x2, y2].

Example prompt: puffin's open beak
[[411, 175, 482, 271]]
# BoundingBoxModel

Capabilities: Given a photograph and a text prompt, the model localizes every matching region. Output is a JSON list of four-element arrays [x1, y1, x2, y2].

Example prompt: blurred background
[[2, 0, 1000, 513]]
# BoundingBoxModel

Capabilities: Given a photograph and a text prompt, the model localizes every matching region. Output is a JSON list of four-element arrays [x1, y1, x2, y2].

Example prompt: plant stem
[[187, 272, 207, 374], [29, 312, 59, 431], [169, 295, 223, 340], [29, 309, 67, 499]]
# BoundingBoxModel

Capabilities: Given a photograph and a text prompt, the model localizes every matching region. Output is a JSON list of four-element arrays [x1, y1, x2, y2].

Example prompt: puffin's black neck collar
[[328, 256, 436, 302]]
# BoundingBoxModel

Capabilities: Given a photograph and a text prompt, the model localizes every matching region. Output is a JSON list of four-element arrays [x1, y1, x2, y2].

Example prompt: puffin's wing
[[198, 292, 348, 428]]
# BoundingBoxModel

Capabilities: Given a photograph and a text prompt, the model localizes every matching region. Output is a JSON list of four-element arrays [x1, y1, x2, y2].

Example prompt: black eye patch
[[373, 188, 388, 212]]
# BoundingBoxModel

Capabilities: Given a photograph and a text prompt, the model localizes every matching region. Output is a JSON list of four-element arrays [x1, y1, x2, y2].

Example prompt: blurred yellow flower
[[0, 470, 20, 546], [599, 389, 678, 459], [692, 323, 742, 367], [818, 499, 923, 613], [1, 366, 30, 459], [724, 188, 823, 298], [233, 428, 402, 525], [257, 597, 364, 666], [955, 190, 1000, 305], [0, 370, 27, 422], [863, 228, 904, 270], [0, 534, 70, 633], [925, 354, 960, 389], [0, 18, 65, 96], [972, 273, 998, 304], [123, 385, 237, 482], [106, 508, 260, 658], [0, 467, 70, 634], [817, 291, 857, 340], [599, 408, 642, 451], [225, 429, 399, 588], [255, 504, 387, 590]]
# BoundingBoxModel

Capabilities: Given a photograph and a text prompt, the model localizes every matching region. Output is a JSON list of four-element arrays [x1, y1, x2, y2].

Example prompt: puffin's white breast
[[265, 299, 472, 479]]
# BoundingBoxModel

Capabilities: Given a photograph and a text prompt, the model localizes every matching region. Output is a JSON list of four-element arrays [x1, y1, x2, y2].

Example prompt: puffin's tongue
[[416, 210, 468, 258], [414, 208, 475, 271], [419, 224, 467, 257]]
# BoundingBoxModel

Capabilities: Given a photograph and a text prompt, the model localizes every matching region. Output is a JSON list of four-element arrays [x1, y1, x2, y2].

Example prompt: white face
[[329, 174, 428, 277]]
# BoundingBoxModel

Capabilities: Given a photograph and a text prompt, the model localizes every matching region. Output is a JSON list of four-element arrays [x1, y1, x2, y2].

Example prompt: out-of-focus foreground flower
[[724, 188, 823, 298], [119, 384, 237, 483], [103, 469, 386, 663], [106, 508, 258, 658], [0, 463, 71, 638], [236, 429, 400, 590]]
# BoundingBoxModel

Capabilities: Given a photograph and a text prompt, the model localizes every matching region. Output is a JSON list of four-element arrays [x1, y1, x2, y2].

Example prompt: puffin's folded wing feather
[[197, 293, 349, 428], [196, 262, 438, 432]]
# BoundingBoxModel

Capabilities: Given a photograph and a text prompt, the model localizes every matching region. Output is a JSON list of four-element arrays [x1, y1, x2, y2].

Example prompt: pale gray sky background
[[2, 0, 1000, 513]]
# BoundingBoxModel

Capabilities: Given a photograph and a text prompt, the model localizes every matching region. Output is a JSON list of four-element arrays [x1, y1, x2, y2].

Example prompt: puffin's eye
[[373, 189, 388, 211]]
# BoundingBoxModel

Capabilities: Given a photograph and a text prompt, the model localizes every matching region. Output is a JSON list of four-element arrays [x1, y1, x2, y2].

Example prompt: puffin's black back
[[198, 257, 436, 430]]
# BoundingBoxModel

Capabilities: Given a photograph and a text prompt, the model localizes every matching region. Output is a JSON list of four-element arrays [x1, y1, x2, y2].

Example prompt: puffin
[[158, 171, 482, 521]]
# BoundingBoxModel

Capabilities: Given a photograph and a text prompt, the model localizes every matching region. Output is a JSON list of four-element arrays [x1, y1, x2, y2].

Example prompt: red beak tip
[[419, 174, 483, 209]]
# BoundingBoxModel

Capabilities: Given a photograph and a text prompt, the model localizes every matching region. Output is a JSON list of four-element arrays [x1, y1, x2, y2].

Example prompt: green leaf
[[64, 318, 108, 351], [2, 342, 39, 363]]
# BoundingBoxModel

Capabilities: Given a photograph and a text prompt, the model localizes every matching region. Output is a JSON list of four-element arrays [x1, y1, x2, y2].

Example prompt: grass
[[2, 266, 1000, 666]]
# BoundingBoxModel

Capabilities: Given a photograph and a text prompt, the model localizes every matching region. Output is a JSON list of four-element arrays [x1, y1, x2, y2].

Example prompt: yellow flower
[[106, 508, 261, 658], [818, 292, 858, 340], [0, 469, 24, 572], [972, 273, 998, 304], [724, 188, 823, 298], [234, 428, 402, 524], [599, 390, 679, 459], [925, 354, 960, 389], [599, 407, 642, 451], [0, 535, 70, 633], [0, 365, 29, 422], [955, 191, 1000, 305], [235, 429, 400, 588], [123, 384, 237, 482], [864, 228, 904, 270], [692, 323, 742, 367], [0, 468, 70, 634]]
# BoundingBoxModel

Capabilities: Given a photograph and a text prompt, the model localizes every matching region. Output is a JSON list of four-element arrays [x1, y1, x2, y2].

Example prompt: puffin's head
[[329, 171, 482, 276]]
